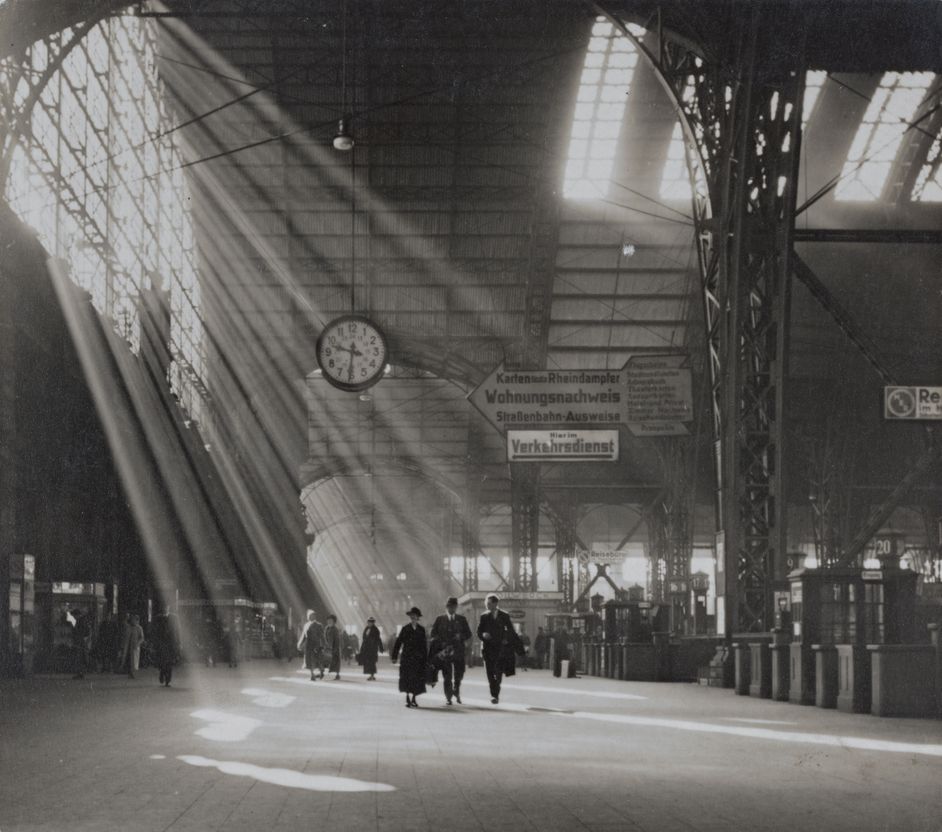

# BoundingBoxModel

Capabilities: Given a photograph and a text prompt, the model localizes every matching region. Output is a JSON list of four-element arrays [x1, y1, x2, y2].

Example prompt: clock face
[[316, 315, 388, 392]]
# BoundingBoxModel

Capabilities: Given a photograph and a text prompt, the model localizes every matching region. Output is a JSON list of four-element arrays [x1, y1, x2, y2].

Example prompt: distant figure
[[323, 615, 342, 680], [429, 597, 472, 705], [359, 617, 384, 681], [518, 626, 531, 672], [533, 626, 548, 670], [391, 607, 427, 708], [298, 611, 325, 681], [553, 626, 572, 677], [126, 614, 145, 678], [344, 631, 359, 665], [92, 611, 117, 673], [151, 607, 179, 687], [71, 609, 91, 680], [477, 593, 526, 704], [226, 627, 243, 668], [116, 613, 130, 673]]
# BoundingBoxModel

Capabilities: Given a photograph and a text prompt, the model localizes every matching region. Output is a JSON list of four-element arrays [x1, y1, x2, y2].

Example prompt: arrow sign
[[467, 358, 692, 436]]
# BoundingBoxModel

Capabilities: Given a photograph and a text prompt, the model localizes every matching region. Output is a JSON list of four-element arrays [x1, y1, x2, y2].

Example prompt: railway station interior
[[1, 1, 941, 830]]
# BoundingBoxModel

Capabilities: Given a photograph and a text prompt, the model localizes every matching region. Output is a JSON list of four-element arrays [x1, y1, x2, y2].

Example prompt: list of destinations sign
[[884, 386, 942, 420], [468, 355, 693, 459]]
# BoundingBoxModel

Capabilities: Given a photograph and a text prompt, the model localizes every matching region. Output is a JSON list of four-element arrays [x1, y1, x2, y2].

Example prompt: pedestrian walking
[[297, 611, 325, 681], [391, 607, 427, 708], [519, 626, 531, 671], [429, 597, 472, 705], [533, 626, 549, 670], [476, 594, 526, 704], [126, 614, 145, 678], [151, 606, 179, 687], [359, 617, 384, 680], [323, 615, 342, 680], [225, 626, 243, 668]]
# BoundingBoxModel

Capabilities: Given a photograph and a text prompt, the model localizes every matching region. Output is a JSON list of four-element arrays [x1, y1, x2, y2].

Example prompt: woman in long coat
[[360, 617, 384, 680], [297, 611, 324, 681], [323, 614, 342, 680], [391, 607, 427, 707]]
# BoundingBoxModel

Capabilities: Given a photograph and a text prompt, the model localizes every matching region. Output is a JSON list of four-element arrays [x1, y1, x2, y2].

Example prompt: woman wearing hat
[[359, 616, 384, 681], [390, 607, 427, 708]]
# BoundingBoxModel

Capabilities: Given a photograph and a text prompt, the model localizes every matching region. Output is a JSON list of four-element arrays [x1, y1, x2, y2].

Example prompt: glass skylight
[[835, 71, 935, 201], [3, 15, 205, 418], [563, 17, 644, 200], [802, 70, 827, 127], [911, 129, 942, 201]]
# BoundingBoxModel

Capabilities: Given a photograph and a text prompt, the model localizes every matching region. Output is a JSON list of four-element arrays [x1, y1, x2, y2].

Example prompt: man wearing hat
[[429, 597, 473, 705], [359, 616, 384, 680], [477, 593, 526, 704]]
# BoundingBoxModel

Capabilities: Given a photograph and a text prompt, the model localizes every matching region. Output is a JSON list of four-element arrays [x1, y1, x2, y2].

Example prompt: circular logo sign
[[885, 387, 916, 418]]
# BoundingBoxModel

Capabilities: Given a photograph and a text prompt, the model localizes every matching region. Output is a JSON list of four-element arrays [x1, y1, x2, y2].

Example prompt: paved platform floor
[[1, 658, 941, 832]]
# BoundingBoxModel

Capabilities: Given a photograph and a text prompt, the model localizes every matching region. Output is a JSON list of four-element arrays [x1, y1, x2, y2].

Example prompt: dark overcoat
[[477, 609, 525, 677], [391, 622, 428, 695], [360, 625, 384, 675]]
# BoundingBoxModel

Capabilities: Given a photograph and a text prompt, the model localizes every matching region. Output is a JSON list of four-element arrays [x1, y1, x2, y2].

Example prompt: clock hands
[[335, 341, 364, 382]]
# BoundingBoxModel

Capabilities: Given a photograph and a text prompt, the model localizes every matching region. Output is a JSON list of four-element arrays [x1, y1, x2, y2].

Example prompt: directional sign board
[[467, 357, 692, 436], [507, 430, 618, 462], [884, 386, 942, 420]]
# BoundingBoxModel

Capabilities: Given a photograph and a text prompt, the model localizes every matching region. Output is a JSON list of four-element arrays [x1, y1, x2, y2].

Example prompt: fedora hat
[[445, 596, 459, 607], [406, 606, 422, 618], [366, 616, 376, 623]]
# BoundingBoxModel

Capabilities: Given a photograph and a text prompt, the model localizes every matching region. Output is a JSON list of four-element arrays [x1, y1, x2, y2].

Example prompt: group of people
[[391, 593, 526, 709], [71, 607, 178, 685]]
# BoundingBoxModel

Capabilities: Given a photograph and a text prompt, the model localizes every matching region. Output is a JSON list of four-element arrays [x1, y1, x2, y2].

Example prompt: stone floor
[[1, 658, 941, 832]]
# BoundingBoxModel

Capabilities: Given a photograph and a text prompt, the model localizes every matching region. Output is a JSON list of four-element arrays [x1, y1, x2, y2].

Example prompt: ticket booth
[[690, 571, 710, 635], [604, 600, 669, 642], [8, 555, 36, 676]]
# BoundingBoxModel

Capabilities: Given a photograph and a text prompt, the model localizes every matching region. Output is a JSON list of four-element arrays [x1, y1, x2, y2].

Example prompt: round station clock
[[315, 314, 388, 392]]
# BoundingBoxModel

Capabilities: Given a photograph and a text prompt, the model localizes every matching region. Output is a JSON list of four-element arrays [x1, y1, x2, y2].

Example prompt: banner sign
[[507, 429, 618, 462], [884, 386, 942, 420], [468, 356, 692, 436], [577, 549, 630, 565]]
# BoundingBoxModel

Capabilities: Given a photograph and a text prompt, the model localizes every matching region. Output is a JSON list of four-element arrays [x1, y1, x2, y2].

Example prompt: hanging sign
[[467, 357, 692, 436], [576, 549, 629, 565], [884, 386, 942, 420], [506, 429, 618, 462]]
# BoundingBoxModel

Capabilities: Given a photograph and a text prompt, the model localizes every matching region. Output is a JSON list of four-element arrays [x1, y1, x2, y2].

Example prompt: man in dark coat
[[151, 606, 179, 687], [359, 617, 384, 680], [429, 596, 473, 705], [391, 607, 427, 708], [477, 593, 526, 704], [533, 626, 549, 670]]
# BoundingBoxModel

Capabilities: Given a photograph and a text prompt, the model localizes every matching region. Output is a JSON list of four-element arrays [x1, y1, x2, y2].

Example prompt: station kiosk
[[786, 557, 917, 711]]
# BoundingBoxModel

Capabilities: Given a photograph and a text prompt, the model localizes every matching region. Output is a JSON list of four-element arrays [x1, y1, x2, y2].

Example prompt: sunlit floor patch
[[177, 755, 396, 792], [149, 754, 166, 760], [241, 687, 295, 708], [721, 717, 799, 726], [269, 674, 942, 758], [191, 709, 262, 742], [552, 711, 942, 758]]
